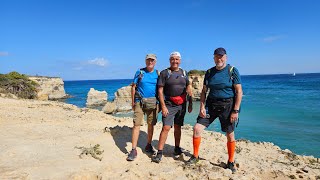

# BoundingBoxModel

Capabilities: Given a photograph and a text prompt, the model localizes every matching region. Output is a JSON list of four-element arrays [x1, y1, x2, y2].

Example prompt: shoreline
[[1, 97, 319, 179]]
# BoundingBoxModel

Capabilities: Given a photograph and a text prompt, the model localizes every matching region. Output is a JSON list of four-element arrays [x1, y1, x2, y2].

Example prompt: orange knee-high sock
[[193, 136, 201, 158], [227, 141, 236, 162]]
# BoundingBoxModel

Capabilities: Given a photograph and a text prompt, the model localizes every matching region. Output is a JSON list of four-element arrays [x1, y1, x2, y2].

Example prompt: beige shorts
[[133, 103, 158, 126]]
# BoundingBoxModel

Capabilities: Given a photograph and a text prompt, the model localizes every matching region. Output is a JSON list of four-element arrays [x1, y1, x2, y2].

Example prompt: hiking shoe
[[145, 144, 156, 155], [227, 161, 236, 174], [173, 146, 183, 156], [152, 152, 162, 163], [186, 155, 199, 165], [126, 149, 137, 161]]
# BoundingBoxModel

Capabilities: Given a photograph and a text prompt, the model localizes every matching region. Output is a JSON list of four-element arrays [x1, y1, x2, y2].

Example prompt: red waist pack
[[169, 93, 187, 105]]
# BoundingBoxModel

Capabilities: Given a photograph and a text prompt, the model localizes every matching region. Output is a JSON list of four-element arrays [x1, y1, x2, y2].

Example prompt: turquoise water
[[64, 73, 320, 157]]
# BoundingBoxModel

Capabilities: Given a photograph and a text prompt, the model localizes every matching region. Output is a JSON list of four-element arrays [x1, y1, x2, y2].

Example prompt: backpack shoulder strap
[[166, 68, 172, 80], [228, 65, 234, 81], [181, 68, 187, 77], [137, 68, 145, 85]]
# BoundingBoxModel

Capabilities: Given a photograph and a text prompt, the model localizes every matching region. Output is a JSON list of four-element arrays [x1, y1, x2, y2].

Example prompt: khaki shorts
[[133, 103, 158, 126]]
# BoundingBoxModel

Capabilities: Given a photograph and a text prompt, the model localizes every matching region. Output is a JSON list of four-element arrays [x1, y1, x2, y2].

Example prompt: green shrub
[[188, 69, 206, 76], [0, 71, 39, 99]]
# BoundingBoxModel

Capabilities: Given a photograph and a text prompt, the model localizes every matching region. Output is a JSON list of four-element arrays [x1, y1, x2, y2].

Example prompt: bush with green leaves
[[188, 69, 206, 76], [0, 71, 39, 99]]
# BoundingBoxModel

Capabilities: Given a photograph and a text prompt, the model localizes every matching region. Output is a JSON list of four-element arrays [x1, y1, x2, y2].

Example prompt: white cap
[[169, 51, 181, 58]]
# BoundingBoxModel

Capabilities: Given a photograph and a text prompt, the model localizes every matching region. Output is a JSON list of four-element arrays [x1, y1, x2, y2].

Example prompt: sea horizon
[[62, 72, 320, 82]]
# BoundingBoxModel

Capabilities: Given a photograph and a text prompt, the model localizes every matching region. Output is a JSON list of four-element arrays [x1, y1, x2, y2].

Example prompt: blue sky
[[1, 0, 320, 80]]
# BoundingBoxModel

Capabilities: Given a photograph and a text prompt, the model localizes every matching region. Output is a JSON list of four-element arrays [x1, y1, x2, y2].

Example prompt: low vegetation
[[0, 71, 39, 99], [188, 69, 206, 76]]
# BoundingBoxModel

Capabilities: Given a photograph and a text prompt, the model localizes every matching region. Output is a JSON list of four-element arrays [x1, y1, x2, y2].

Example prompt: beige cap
[[145, 54, 157, 60]]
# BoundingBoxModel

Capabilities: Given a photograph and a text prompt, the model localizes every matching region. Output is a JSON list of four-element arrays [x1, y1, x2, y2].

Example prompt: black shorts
[[197, 98, 235, 133], [162, 100, 186, 127]]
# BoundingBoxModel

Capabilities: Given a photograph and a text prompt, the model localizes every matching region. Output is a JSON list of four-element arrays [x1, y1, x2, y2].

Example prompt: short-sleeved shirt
[[204, 64, 241, 99], [133, 68, 158, 102], [157, 68, 189, 97]]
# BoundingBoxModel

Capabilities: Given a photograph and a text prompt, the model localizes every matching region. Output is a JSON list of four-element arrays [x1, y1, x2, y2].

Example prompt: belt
[[209, 97, 233, 102]]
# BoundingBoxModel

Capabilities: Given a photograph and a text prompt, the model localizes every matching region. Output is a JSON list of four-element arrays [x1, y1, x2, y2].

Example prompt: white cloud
[[262, 35, 284, 43], [87, 57, 109, 67], [0, 51, 9, 56]]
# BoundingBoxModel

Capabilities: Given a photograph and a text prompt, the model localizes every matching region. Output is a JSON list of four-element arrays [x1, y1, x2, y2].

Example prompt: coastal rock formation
[[0, 97, 319, 180], [102, 102, 116, 114], [188, 74, 204, 100], [29, 76, 67, 100], [86, 88, 108, 107], [113, 85, 132, 112]]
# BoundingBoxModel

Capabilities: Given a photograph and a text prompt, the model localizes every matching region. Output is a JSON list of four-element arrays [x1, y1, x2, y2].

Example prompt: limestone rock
[[113, 85, 132, 112], [29, 76, 67, 100], [188, 74, 204, 101], [0, 93, 18, 99], [86, 88, 108, 107], [37, 94, 49, 101], [102, 102, 116, 114]]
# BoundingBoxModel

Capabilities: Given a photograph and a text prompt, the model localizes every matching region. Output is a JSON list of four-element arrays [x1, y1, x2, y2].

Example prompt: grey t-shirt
[[157, 68, 189, 97]]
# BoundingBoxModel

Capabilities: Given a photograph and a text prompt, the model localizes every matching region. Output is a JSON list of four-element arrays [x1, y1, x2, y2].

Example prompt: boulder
[[28, 76, 67, 100], [102, 102, 116, 114], [86, 88, 108, 107], [113, 85, 132, 112], [188, 74, 204, 101]]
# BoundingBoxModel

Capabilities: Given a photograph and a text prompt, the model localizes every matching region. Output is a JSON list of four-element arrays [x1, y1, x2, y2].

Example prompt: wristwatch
[[232, 109, 239, 113]]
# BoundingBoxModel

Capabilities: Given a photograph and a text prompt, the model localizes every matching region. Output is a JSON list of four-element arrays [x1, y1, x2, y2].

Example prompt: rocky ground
[[0, 97, 319, 180]]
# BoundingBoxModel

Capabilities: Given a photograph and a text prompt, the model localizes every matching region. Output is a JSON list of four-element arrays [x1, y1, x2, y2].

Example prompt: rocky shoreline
[[0, 97, 319, 179]]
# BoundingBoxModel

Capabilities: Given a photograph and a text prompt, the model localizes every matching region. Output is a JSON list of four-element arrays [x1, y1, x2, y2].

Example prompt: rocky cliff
[[28, 76, 67, 100], [189, 74, 205, 100], [1, 97, 319, 180]]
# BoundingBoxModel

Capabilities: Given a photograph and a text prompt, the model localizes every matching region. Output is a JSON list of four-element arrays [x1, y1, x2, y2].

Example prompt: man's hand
[[162, 106, 169, 117], [230, 111, 239, 123], [199, 107, 206, 118], [132, 102, 135, 111]]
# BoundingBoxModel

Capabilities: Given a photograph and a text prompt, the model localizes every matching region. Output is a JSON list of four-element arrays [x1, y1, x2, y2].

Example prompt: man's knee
[[162, 125, 171, 132], [193, 124, 204, 137], [226, 131, 235, 142]]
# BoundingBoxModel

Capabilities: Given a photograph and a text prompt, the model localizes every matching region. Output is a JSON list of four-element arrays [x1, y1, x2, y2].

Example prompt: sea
[[63, 73, 320, 158]]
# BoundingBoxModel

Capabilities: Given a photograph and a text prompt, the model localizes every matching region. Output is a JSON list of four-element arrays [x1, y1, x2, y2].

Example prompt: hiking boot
[[152, 152, 163, 163], [227, 161, 236, 174], [145, 144, 156, 155], [186, 155, 199, 165], [126, 149, 137, 161], [173, 146, 183, 156]]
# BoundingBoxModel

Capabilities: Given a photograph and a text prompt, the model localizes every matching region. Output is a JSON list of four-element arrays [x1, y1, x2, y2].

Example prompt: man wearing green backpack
[[187, 47, 243, 174]]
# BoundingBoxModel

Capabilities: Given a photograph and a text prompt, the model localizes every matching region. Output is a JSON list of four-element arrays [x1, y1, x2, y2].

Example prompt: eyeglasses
[[146, 59, 156, 62]]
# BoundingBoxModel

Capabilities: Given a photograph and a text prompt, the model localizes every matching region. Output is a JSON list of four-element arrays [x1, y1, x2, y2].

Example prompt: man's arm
[[131, 83, 136, 110], [230, 84, 243, 123], [186, 84, 193, 113], [199, 85, 207, 118], [158, 86, 168, 117], [233, 84, 243, 111]]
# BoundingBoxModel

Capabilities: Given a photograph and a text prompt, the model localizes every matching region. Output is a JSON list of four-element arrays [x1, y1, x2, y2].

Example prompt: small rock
[[302, 166, 309, 173], [298, 175, 303, 178], [296, 169, 302, 173], [236, 162, 240, 168], [289, 174, 297, 179]]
